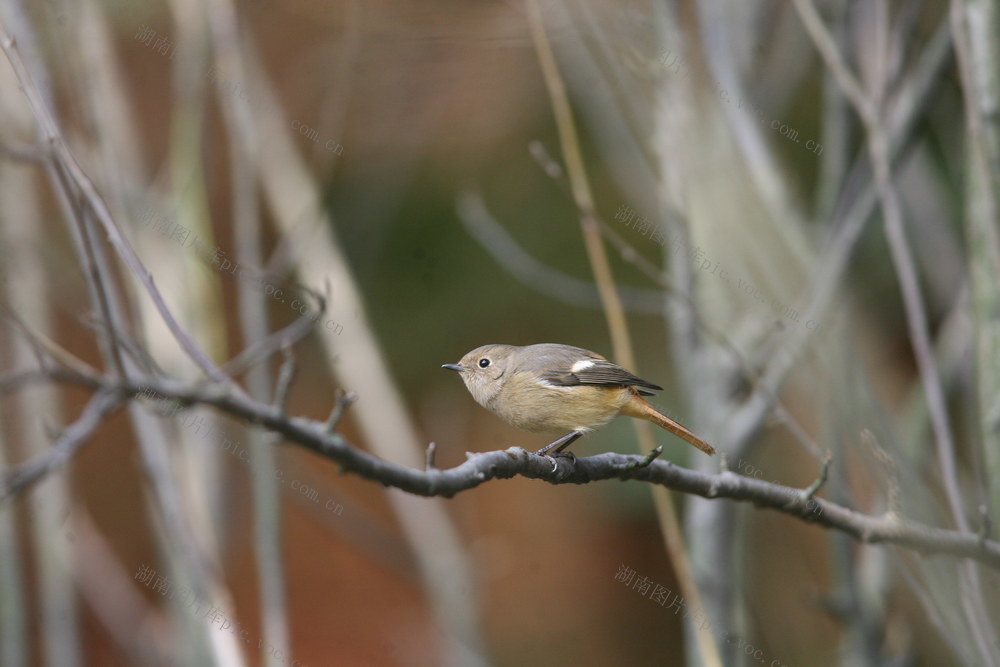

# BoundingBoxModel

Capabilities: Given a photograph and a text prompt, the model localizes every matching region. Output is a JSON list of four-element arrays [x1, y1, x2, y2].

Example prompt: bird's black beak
[[441, 363, 463, 372]]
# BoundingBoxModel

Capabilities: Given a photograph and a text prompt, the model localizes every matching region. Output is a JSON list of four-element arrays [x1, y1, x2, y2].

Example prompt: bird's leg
[[535, 430, 583, 456]]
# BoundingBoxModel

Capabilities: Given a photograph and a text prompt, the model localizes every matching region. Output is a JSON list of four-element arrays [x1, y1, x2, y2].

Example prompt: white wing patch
[[570, 359, 595, 373]]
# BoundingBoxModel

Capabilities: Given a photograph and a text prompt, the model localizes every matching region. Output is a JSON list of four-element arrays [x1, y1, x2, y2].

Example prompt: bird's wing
[[540, 358, 663, 392]]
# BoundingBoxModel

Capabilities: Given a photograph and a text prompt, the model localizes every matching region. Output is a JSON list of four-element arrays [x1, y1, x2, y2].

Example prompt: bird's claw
[[556, 450, 576, 463]]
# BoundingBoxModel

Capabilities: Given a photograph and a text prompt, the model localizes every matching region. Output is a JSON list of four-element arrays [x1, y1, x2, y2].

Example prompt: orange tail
[[622, 395, 716, 455]]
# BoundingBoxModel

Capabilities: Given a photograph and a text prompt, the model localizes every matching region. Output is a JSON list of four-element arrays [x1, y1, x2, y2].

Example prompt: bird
[[442, 343, 715, 456]]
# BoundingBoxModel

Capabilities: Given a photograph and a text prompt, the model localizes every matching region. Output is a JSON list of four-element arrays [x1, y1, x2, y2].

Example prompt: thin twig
[[455, 192, 665, 314], [629, 445, 663, 470], [791, 0, 875, 126], [272, 342, 297, 413], [1, 389, 124, 502], [0, 303, 98, 378], [863, 429, 902, 516], [978, 505, 991, 545], [324, 389, 357, 431], [801, 452, 833, 502], [217, 303, 319, 380]]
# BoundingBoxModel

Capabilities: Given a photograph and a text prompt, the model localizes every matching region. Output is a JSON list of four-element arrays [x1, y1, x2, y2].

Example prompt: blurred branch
[[239, 28, 487, 662], [792, 2, 999, 662], [0, 20, 248, 395], [525, 2, 722, 665], [206, 0, 290, 659], [950, 0, 1000, 660], [1, 388, 125, 499], [950, 0, 1000, 524], [791, 0, 875, 125], [4, 368, 1000, 570], [456, 191, 666, 313], [795, 0, 962, 515], [724, 13, 953, 459], [0, 140, 46, 162], [518, 146, 829, 460]]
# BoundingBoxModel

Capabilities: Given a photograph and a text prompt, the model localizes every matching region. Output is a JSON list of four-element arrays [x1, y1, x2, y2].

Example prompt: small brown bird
[[442, 343, 715, 456]]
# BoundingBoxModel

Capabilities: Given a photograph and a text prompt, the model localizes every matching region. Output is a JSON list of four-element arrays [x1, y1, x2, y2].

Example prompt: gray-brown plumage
[[442, 343, 715, 456]]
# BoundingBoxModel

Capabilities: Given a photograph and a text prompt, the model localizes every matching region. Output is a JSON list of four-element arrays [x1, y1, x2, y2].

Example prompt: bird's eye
[[478, 358, 491, 368]]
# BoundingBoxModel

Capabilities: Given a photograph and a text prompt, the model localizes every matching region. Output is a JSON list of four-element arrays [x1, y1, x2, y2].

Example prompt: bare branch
[[3, 371, 999, 569], [272, 343, 297, 412], [864, 429, 902, 515], [791, 0, 875, 126], [0, 140, 47, 163], [0, 22, 248, 397], [801, 452, 833, 502], [425, 442, 438, 471], [324, 389, 357, 432], [455, 192, 665, 314], [792, 3, 999, 659], [217, 306, 316, 381], [1, 389, 124, 502]]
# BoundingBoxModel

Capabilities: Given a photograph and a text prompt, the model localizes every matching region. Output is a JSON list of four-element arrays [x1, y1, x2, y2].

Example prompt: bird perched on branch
[[442, 343, 715, 456]]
